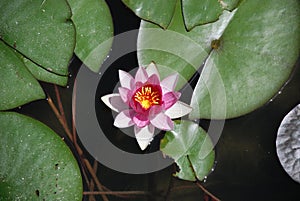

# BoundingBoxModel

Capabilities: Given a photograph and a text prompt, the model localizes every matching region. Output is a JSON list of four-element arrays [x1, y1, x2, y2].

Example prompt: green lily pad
[[0, 41, 45, 110], [220, 0, 241, 10], [137, 0, 236, 89], [0, 112, 82, 200], [190, 0, 300, 119], [68, 0, 114, 73], [160, 120, 215, 181], [122, 0, 177, 29], [122, 0, 239, 30], [138, 0, 299, 119], [182, 0, 223, 30], [182, 0, 241, 30], [20, 55, 68, 87], [0, 0, 75, 75]]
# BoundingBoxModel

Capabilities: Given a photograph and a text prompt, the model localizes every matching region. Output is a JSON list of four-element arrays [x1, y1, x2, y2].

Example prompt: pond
[[1, 0, 300, 200]]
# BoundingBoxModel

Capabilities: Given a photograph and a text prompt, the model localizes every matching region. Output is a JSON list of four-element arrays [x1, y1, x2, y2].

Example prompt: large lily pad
[[137, 1, 236, 89], [190, 0, 300, 119], [220, 0, 241, 10], [0, 0, 75, 75], [0, 41, 45, 110], [160, 120, 215, 181], [137, 0, 300, 119], [68, 0, 114, 72], [182, 0, 241, 30], [0, 112, 82, 200], [122, 0, 177, 29]]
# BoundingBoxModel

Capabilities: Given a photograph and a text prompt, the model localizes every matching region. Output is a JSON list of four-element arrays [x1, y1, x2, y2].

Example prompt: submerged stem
[[186, 156, 220, 201], [196, 182, 220, 201], [48, 87, 110, 201], [47, 96, 73, 141]]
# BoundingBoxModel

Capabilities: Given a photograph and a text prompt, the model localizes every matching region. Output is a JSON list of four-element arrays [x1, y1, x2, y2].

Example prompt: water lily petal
[[135, 67, 148, 83], [129, 99, 137, 111], [163, 91, 181, 110], [146, 62, 160, 79], [133, 81, 143, 92], [109, 95, 129, 112], [165, 101, 193, 119], [147, 74, 160, 85], [134, 124, 155, 150], [114, 109, 135, 128], [119, 70, 134, 89], [161, 73, 178, 93], [149, 105, 164, 116], [118, 87, 131, 104], [101, 93, 127, 112], [133, 113, 150, 128], [150, 112, 173, 131]]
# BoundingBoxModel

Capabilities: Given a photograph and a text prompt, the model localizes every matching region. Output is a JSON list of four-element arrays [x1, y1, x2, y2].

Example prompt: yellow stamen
[[133, 85, 161, 110]]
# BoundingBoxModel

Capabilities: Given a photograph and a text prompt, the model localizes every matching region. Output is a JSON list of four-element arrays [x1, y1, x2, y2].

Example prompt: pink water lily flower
[[101, 62, 192, 150]]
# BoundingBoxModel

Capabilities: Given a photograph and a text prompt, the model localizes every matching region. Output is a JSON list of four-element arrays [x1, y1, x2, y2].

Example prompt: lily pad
[[160, 120, 215, 181], [122, 0, 177, 29], [21, 55, 68, 86], [190, 0, 300, 119], [0, 41, 45, 110], [122, 0, 239, 30], [182, 0, 242, 30], [137, 0, 300, 119], [0, 112, 82, 200], [137, 1, 236, 90], [182, 0, 223, 30], [276, 104, 300, 183], [0, 0, 75, 75], [68, 0, 114, 72], [220, 0, 241, 10]]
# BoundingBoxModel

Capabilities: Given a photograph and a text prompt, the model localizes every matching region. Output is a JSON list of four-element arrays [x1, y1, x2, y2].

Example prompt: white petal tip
[[101, 94, 113, 109], [147, 62, 157, 70], [136, 137, 153, 150], [135, 125, 155, 150], [145, 62, 159, 77], [161, 73, 179, 93], [119, 70, 134, 89], [165, 101, 193, 119], [101, 93, 128, 113]]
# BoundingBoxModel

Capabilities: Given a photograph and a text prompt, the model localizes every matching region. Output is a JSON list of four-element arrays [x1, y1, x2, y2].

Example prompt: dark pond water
[[18, 0, 300, 200]]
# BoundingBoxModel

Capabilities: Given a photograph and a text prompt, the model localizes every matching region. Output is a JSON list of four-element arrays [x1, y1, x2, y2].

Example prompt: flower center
[[133, 84, 162, 110]]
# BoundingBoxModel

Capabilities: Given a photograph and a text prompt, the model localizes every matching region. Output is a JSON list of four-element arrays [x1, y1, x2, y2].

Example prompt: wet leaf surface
[[161, 120, 215, 181], [137, 1, 236, 90], [68, 0, 114, 72], [135, 0, 299, 119], [190, 0, 300, 119], [21, 55, 68, 87], [0, 41, 45, 110], [122, 0, 177, 29], [0, 112, 82, 200], [0, 0, 75, 75], [182, 0, 223, 30]]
